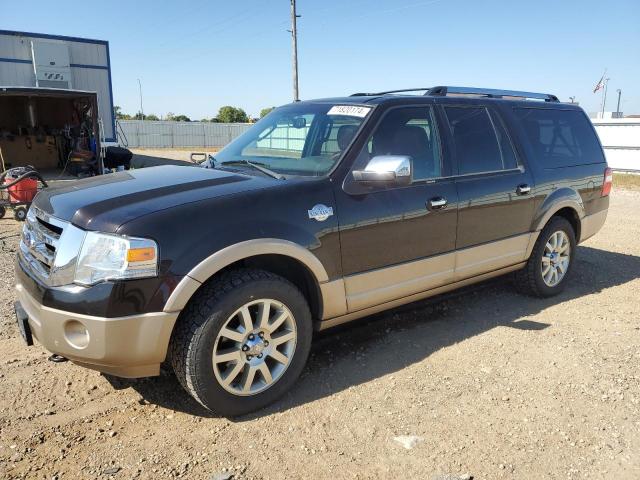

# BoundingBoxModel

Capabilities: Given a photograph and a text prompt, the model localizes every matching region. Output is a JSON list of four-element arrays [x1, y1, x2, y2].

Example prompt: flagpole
[[601, 77, 610, 117]]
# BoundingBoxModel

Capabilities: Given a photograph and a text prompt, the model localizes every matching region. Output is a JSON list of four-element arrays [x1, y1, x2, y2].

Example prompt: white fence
[[117, 118, 640, 171], [117, 120, 251, 148], [591, 119, 640, 172]]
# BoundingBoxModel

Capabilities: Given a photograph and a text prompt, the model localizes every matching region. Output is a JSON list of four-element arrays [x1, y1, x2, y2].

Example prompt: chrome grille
[[19, 207, 85, 286]]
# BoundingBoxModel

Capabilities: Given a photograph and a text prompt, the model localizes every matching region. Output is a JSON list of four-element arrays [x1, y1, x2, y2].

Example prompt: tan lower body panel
[[454, 233, 530, 281], [579, 209, 608, 243], [318, 262, 526, 330], [16, 282, 178, 378], [327, 233, 533, 321]]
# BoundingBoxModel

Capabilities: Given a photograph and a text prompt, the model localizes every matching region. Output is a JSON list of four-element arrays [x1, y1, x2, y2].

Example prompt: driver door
[[334, 105, 458, 312]]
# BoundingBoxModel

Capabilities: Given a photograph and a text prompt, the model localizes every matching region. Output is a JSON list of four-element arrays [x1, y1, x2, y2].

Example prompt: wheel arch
[[531, 188, 584, 237], [163, 239, 329, 321]]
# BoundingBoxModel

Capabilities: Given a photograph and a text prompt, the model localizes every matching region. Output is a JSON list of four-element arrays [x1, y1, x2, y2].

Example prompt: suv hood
[[33, 165, 273, 232]]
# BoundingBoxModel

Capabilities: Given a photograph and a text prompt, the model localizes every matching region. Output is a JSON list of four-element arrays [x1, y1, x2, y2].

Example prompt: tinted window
[[514, 108, 605, 168], [445, 106, 517, 175], [354, 107, 442, 180], [489, 110, 518, 170]]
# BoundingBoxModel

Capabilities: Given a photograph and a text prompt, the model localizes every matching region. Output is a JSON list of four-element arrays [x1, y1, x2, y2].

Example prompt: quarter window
[[513, 108, 605, 168], [444, 106, 518, 175]]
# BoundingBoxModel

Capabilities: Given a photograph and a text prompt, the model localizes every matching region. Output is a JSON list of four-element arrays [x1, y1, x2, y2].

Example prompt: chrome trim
[[429, 198, 447, 208], [19, 207, 86, 286], [352, 155, 412, 183]]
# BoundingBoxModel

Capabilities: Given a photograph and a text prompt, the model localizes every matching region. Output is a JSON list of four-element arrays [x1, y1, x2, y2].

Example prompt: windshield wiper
[[219, 160, 285, 180]]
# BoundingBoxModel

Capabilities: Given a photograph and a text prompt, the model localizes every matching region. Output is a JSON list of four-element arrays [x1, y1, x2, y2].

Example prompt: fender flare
[[163, 238, 329, 313], [531, 188, 585, 233]]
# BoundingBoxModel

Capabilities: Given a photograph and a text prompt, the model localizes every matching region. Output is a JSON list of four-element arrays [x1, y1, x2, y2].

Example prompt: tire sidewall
[[188, 277, 312, 416], [532, 218, 577, 296]]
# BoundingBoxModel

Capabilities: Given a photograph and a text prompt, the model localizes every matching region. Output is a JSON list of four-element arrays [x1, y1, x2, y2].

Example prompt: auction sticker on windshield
[[327, 105, 371, 118]]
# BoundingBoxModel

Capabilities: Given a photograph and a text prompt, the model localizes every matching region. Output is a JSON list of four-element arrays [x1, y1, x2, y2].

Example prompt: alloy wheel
[[212, 299, 297, 396], [541, 230, 571, 287]]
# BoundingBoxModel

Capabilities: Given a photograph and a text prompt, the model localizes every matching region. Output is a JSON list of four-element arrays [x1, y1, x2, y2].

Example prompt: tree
[[166, 112, 191, 122], [216, 106, 249, 123], [114, 106, 132, 120], [259, 107, 275, 119], [133, 112, 159, 120]]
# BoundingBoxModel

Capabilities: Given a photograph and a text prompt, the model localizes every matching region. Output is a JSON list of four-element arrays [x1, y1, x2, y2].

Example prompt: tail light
[[601, 167, 613, 196]]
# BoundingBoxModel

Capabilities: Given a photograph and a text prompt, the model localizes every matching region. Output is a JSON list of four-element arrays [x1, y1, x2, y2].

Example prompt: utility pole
[[290, 0, 300, 101], [600, 77, 610, 117], [137, 78, 144, 120], [616, 89, 622, 116]]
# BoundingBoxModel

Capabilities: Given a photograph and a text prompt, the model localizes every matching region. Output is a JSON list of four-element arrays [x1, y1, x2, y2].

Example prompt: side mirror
[[352, 155, 412, 185]]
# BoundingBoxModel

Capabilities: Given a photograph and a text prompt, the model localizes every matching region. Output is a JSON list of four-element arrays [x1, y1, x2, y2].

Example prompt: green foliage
[[216, 106, 249, 123], [146, 114, 160, 121], [114, 106, 132, 120], [260, 107, 276, 119], [166, 113, 191, 122]]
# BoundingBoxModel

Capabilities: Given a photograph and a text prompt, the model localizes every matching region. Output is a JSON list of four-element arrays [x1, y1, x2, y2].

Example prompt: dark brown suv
[[15, 86, 610, 415]]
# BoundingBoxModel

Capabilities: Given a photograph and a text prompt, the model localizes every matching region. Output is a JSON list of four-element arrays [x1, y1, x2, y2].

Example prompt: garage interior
[[0, 90, 102, 180]]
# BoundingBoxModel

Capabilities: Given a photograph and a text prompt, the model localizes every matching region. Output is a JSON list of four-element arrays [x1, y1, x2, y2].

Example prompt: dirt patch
[[1, 191, 639, 479]]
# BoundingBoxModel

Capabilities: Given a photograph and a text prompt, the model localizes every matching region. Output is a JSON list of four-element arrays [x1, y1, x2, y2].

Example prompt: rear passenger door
[[440, 103, 536, 280]]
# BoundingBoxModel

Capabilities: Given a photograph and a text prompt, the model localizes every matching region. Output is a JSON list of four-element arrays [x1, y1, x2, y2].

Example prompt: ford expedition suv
[[14, 86, 610, 416]]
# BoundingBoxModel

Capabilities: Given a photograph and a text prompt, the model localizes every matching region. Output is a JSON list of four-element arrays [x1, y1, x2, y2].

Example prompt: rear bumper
[[579, 208, 608, 243], [15, 281, 178, 378]]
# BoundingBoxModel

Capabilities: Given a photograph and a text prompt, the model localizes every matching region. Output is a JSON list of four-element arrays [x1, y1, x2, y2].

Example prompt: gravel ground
[[1, 189, 639, 480]]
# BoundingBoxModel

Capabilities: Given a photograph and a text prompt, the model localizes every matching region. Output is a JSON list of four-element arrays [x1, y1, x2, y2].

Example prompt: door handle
[[516, 184, 531, 195], [428, 197, 447, 210]]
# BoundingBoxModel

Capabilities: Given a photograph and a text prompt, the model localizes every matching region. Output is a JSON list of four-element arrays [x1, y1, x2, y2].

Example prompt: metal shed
[[0, 29, 115, 143]]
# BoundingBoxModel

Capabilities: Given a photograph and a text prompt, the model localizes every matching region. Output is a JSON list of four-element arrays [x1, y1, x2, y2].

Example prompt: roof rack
[[350, 88, 432, 97], [426, 86, 559, 102]]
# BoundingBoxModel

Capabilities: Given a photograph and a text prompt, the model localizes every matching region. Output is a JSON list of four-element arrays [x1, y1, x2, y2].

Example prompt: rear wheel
[[514, 216, 576, 297], [0, 206, 5, 219], [170, 269, 312, 416]]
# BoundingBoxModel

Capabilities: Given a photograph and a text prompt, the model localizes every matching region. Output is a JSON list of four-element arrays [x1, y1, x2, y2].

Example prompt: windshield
[[212, 103, 371, 177]]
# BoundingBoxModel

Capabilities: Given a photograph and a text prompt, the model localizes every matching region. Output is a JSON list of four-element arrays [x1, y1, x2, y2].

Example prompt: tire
[[0, 206, 5, 219], [514, 216, 576, 297], [14, 207, 27, 222], [170, 268, 313, 416]]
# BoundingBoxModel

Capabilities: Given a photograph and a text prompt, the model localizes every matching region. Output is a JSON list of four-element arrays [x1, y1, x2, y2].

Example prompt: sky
[[2, 0, 639, 119]]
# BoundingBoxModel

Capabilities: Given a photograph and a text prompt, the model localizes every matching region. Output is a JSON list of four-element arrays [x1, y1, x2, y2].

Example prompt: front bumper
[[15, 281, 178, 378]]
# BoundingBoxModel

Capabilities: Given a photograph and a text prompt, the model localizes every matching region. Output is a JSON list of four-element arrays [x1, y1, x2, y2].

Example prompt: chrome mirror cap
[[352, 155, 412, 185]]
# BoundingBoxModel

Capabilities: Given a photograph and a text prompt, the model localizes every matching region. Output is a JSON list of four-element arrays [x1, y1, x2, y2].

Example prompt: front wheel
[[170, 269, 312, 416], [514, 216, 576, 297]]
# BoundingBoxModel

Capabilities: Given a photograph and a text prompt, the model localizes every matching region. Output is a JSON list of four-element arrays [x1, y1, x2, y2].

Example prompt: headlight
[[74, 232, 158, 286]]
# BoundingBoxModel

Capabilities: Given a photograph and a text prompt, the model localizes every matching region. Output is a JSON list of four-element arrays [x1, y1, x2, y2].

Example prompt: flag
[[593, 71, 606, 93]]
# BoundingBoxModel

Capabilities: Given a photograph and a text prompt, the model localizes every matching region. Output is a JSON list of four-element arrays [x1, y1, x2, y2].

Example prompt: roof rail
[[426, 86, 559, 102], [350, 88, 432, 97]]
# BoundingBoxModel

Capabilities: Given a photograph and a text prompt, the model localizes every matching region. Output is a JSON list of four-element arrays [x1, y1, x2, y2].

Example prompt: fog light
[[64, 320, 90, 349]]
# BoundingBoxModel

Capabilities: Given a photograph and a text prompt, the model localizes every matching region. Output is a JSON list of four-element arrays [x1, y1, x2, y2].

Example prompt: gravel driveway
[[1, 189, 639, 480]]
